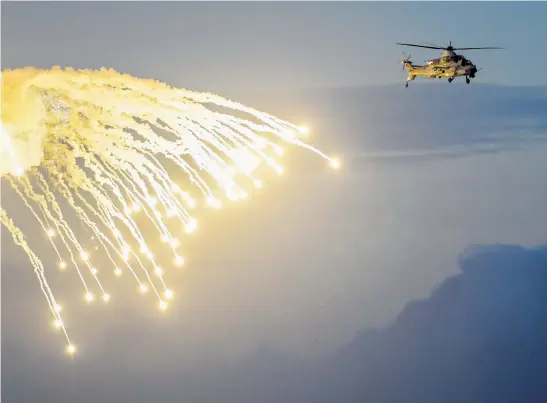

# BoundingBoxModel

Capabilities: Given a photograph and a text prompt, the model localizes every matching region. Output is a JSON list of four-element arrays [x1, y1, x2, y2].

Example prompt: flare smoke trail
[[0, 67, 339, 355]]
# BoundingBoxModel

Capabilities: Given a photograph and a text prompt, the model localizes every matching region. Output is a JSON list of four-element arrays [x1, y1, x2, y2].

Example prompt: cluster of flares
[[0, 67, 340, 356]]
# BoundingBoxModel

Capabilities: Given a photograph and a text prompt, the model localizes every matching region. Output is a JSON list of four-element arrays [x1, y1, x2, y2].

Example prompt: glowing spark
[[298, 125, 309, 136], [330, 157, 341, 170], [206, 196, 222, 209], [66, 344, 76, 355], [174, 255, 184, 266], [1, 67, 337, 354], [165, 289, 174, 300], [185, 218, 197, 234]]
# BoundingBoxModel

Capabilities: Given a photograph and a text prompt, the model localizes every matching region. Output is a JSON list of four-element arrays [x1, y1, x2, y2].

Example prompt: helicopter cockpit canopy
[[460, 56, 473, 66]]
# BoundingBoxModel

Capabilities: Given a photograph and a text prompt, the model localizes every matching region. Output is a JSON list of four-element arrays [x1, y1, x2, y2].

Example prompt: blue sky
[[3, 1, 547, 95]]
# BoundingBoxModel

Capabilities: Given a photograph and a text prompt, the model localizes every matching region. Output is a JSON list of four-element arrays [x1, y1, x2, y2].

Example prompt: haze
[[2, 2, 547, 402]]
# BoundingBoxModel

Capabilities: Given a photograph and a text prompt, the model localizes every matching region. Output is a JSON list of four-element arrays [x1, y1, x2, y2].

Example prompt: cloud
[[242, 83, 547, 154], [206, 244, 547, 403], [3, 244, 546, 402], [346, 142, 525, 170], [319, 243, 547, 403]]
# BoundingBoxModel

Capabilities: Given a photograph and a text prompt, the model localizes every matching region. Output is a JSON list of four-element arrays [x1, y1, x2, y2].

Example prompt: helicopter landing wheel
[[466, 77, 470, 84], [448, 78, 453, 83], [405, 82, 408, 88]]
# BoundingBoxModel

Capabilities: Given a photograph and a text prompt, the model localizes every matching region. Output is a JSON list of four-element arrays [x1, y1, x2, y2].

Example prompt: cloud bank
[[243, 83, 547, 157], [3, 243, 546, 403], [317, 243, 547, 403]]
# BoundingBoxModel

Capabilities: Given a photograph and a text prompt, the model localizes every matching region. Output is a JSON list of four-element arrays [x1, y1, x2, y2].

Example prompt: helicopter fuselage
[[405, 62, 477, 78], [403, 61, 477, 87], [402, 49, 478, 87]]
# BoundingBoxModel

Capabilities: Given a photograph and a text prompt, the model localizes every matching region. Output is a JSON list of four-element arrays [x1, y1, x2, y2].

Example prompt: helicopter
[[396, 41, 503, 87]]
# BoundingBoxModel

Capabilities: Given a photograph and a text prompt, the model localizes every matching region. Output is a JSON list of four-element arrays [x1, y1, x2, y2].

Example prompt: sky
[[2, 2, 547, 402], [2, 1, 547, 96]]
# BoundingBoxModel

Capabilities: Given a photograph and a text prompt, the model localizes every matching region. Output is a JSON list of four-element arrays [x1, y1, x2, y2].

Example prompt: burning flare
[[1, 67, 338, 355]]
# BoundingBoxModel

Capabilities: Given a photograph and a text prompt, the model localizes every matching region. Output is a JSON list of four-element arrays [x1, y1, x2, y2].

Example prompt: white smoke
[[1, 69, 49, 177]]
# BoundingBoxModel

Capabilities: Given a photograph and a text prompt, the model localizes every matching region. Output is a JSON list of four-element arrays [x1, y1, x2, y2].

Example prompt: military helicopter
[[396, 41, 503, 87]]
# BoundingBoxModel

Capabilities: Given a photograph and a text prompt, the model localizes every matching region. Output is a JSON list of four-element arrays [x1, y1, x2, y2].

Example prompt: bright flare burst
[[0, 67, 339, 355]]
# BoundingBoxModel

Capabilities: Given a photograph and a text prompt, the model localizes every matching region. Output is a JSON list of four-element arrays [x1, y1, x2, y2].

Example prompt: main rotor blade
[[396, 43, 445, 50], [424, 42, 445, 48], [452, 47, 504, 50]]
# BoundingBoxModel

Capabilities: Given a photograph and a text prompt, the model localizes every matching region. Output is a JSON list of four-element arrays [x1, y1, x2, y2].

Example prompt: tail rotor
[[401, 52, 412, 71]]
